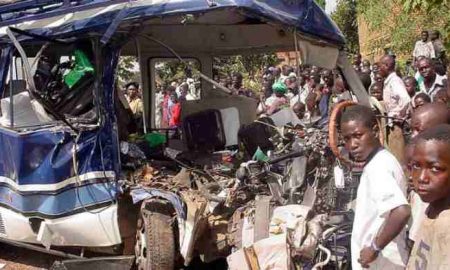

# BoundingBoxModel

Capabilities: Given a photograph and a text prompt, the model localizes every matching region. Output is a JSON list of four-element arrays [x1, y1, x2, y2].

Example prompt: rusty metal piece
[[196, 213, 232, 263], [243, 246, 260, 270]]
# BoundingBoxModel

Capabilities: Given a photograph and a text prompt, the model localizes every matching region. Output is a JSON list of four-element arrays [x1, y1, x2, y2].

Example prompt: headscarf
[[272, 82, 287, 94]]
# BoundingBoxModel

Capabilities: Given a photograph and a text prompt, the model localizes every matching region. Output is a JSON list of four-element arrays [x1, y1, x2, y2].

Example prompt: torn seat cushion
[[0, 91, 51, 127]]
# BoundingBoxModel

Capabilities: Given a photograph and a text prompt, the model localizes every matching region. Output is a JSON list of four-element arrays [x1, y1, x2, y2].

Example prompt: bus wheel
[[135, 202, 176, 270]]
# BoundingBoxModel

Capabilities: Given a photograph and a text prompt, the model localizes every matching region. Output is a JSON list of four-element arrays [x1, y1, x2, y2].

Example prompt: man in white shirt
[[417, 57, 447, 100], [413, 31, 435, 63], [340, 105, 411, 269], [379, 55, 411, 118], [379, 55, 411, 164]]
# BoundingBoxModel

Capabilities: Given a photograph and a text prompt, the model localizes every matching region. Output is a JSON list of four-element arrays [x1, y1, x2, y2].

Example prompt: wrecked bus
[[0, 0, 372, 269]]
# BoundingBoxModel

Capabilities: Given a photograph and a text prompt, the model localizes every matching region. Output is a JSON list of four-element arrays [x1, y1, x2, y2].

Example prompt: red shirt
[[169, 103, 181, 127]]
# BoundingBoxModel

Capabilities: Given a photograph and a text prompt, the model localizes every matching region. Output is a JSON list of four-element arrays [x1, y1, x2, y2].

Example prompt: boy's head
[[411, 124, 450, 204], [170, 92, 178, 103], [411, 103, 449, 138], [165, 85, 176, 95], [403, 76, 417, 98], [420, 30, 429, 42], [292, 102, 305, 119], [370, 82, 383, 101], [413, 93, 431, 109], [340, 105, 380, 162], [434, 87, 448, 105], [321, 69, 334, 87], [374, 72, 384, 83]]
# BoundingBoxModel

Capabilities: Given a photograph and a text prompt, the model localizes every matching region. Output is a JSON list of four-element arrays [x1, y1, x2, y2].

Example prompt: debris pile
[[121, 108, 356, 268]]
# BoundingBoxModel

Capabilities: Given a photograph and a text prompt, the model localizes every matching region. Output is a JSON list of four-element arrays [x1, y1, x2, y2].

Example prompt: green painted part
[[64, 50, 94, 88]]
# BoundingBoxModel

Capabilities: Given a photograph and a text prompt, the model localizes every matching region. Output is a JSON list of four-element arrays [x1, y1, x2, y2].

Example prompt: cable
[[312, 244, 331, 269]]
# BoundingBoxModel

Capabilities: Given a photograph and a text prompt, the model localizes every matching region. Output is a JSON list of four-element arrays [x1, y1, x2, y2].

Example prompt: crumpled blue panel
[[0, 0, 345, 46], [0, 182, 118, 217], [0, 128, 113, 185], [0, 43, 121, 217]]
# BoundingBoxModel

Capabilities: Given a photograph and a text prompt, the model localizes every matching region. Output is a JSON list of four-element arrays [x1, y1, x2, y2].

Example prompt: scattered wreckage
[[126, 108, 359, 269], [0, 0, 372, 269]]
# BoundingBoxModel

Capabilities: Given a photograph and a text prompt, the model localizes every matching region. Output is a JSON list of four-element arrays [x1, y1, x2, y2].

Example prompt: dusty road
[[0, 244, 229, 270], [0, 244, 57, 270]]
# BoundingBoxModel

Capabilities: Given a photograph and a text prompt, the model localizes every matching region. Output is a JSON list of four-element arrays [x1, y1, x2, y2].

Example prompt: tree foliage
[[315, 0, 327, 9], [401, 0, 449, 12], [117, 56, 140, 86], [213, 54, 280, 90], [331, 0, 359, 54], [357, 0, 449, 61], [155, 60, 200, 86]]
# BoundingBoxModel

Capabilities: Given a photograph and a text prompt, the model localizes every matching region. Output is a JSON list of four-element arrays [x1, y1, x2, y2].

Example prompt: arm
[[375, 204, 411, 248], [359, 204, 411, 268]]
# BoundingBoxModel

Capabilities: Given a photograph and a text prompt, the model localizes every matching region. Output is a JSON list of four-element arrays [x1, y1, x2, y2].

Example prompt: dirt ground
[[0, 243, 228, 270], [0, 244, 58, 270]]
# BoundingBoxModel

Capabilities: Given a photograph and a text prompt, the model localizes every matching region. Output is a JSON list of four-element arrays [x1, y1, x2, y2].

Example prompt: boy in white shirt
[[340, 105, 411, 269]]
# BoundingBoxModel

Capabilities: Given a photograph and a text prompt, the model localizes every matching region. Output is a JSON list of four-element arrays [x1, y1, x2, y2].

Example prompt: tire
[[135, 202, 176, 270]]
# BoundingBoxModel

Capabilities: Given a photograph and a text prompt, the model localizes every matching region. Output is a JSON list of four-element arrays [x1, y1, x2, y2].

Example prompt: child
[[403, 76, 418, 98], [413, 93, 431, 110], [303, 90, 320, 122], [370, 82, 384, 101], [169, 93, 181, 128], [292, 101, 306, 120], [340, 105, 410, 269], [162, 85, 176, 128], [434, 87, 448, 105], [407, 103, 449, 244], [407, 124, 450, 270]]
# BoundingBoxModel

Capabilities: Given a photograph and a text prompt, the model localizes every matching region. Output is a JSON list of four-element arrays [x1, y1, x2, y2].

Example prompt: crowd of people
[[214, 30, 449, 269], [122, 30, 450, 268]]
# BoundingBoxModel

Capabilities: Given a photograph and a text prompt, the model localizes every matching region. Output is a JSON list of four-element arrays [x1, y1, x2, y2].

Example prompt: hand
[[358, 246, 379, 268]]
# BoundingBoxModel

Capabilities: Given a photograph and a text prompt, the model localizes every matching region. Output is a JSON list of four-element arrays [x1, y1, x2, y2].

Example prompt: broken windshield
[[0, 39, 99, 132]]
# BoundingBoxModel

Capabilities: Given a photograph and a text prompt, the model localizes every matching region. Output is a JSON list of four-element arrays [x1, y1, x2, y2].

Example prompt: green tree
[[331, 0, 359, 54], [213, 53, 280, 91], [117, 56, 140, 86], [315, 0, 327, 9], [401, 0, 449, 12], [357, 0, 449, 61]]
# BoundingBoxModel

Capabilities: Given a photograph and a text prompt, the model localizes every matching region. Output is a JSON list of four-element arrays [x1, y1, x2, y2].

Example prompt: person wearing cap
[[257, 82, 288, 116]]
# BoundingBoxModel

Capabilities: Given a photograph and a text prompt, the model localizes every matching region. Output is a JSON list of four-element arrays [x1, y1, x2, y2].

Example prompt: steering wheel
[[328, 101, 384, 168]]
